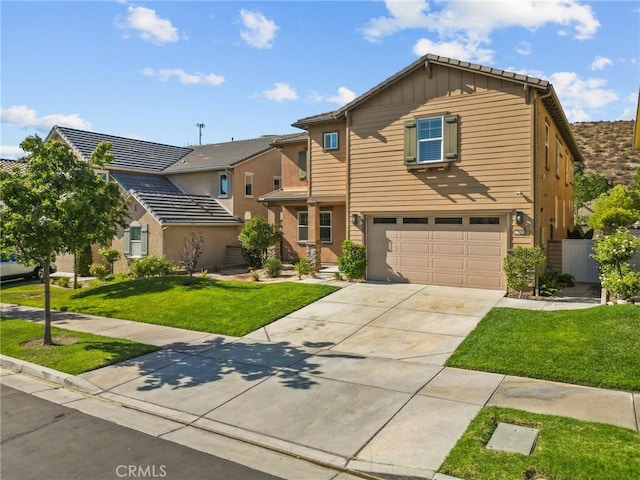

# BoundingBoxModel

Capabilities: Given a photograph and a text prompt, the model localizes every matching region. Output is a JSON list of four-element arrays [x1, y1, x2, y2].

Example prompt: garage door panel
[[367, 215, 506, 289], [468, 245, 502, 257]]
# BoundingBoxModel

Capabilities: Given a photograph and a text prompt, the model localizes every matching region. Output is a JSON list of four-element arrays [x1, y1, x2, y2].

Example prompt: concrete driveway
[[78, 283, 506, 479]]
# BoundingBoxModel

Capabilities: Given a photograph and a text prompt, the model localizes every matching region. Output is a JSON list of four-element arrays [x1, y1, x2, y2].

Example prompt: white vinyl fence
[[562, 229, 640, 283]]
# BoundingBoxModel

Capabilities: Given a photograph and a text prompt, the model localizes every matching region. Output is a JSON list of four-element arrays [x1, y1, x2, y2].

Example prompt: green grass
[[0, 318, 159, 375], [446, 306, 640, 391], [440, 406, 640, 480], [0, 276, 339, 336]]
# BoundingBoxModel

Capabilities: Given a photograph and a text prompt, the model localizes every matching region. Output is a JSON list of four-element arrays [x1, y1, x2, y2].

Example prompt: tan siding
[[308, 121, 347, 196]]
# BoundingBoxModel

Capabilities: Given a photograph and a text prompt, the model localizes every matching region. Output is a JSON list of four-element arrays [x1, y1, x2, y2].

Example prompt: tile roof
[[0, 159, 27, 174], [270, 132, 308, 146], [132, 191, 241, 225], [112, 172, 240, 225], [51, 126, 192, 174], [258, 188, 309, 203], [164, 135, 281, 173]]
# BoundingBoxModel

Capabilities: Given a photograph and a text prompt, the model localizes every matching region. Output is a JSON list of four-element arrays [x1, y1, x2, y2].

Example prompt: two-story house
[[262, 54, 582, 290], [48, 127, 282, 273]]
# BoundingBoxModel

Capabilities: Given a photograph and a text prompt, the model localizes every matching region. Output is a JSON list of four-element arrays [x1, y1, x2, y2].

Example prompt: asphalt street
[[1, 384, 283, 480]]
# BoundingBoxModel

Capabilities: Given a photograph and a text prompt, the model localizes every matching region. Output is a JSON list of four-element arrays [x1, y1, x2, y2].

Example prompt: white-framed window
[[219, 173, 228, 197], [245, 172, 254, 197], [555, 139, 562, 177], [298, 150, 308, 179], [323, 132, 338, 151], [123, 221, 148, 257], [273, 176, 281, 191], [95, 170, 109, 182], [320, 211, 332, 243], [297, 211, 308, 242], [544, 122, 550, 169], [417, 116, 444, 163]]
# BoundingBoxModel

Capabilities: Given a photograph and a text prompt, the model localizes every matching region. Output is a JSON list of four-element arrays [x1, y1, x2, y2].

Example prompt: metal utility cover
[[486, 422, 539, 455]]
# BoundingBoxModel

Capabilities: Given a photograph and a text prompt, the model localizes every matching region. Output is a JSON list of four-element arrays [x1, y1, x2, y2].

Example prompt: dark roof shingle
[[132, 191, 242, 225], [51, 126, 192, 174]]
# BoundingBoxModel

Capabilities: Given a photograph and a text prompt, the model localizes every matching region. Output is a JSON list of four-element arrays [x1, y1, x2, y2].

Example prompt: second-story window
[[273, 176, 281, 190], [323, 132, 338, 151], [245, 172, 254, 197], [555, 139, 562, 178], [298, 150, 307, 180], [544, 122, 550, 169], [219, 173, 228, 197]]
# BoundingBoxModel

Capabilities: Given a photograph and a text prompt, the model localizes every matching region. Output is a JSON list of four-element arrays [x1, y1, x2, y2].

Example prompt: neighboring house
[[0, 158, 27, 175], [47, 127, 282, 273], [262, 54, 582, 290]]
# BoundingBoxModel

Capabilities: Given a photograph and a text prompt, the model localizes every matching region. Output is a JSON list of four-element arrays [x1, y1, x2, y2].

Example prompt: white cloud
[[515, 42, 532, 56], [261, 83, 298, 102], [363, 0, 599, 63], [142, 68, 224, 86], [590, 55, 612, 71], [0, 145, 26, 159], [239, 9, 278, 49], [311, 87, 357, 106], [412, 38, 494, 64], [118, 6, 179, 44], [0, 105, 91, 131], [549, 72, 619, 121]]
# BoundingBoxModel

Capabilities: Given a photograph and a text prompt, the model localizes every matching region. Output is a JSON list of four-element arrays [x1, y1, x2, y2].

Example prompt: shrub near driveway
[[1, 276, 339, 337], [446, 306, 640, 391]]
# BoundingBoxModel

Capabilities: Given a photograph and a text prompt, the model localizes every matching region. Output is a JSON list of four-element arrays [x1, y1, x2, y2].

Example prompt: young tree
[[0, 135, 126, 344], [179, 231, 204, 280], [573, 171, 612, 217], [588, 185, 640, 233], [99, 246, 121, 274], [238, 216, 281, 267]]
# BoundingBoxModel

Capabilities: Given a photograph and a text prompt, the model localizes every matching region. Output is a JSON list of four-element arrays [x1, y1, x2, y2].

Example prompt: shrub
[[252, 271, 261, 282], [200, 269, 208, 278], [264, 258, 282, 278], [241, 245, 262, 270], [592, 229, 640, 300], [588, 185, 640, 232], [293, 257, 312, 279], [600, 265, 640, 301], [503, 246, 546, 298], [56, 276, 70, 288], [99, 247, 121, 273], [89, 262, 109, 280], [538, 271, 574, 297], [238, 216, 282, 268], [129, 255, 175, 279], [337, 240, 367, 281]]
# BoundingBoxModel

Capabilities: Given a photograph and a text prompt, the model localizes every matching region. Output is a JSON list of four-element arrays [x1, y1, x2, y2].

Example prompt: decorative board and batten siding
[[309, 121, 347, 197], [346, 64, 533, 245]]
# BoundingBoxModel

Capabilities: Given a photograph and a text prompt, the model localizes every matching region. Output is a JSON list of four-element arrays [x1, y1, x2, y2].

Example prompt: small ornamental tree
[[591, 229, 640, 301], [337, 240, 367, 281], [99, 246, 121, 274], [179, 231, 204, 280], [588, 185, 640, 233], [503, 246, 546, 298], [238, 216, 281, 268], [0, 135, 126, 345], [573, 171, 612, 218]]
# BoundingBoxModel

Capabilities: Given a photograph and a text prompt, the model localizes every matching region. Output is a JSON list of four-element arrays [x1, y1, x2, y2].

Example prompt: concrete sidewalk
[[1, 284, 637, 480]]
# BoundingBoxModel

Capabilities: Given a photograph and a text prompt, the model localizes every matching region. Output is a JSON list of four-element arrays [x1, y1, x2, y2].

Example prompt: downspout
[[533, 87, 553, 296]]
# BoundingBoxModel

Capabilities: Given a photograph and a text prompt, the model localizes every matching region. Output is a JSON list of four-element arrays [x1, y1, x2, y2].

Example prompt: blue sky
[[1, 0, 639, 158]]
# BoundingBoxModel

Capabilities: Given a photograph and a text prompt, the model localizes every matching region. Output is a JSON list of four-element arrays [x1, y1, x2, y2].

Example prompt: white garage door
[[366, 214, 506, 289]]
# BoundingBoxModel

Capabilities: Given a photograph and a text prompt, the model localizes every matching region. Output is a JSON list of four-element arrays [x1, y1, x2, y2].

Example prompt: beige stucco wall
[[162, 225, 243, 270], [233, 148, 281, 221], [279, 140, 309, 189]]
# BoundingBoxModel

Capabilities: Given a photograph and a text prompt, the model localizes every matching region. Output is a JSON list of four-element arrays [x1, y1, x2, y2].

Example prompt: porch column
[[306, 201, 322, 271], [266, 204, 282, 260]]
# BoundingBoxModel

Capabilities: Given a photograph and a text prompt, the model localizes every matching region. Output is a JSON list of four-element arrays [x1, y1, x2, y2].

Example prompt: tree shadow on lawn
[[71, 276, 253, 301], [112, 336, 364, 392]]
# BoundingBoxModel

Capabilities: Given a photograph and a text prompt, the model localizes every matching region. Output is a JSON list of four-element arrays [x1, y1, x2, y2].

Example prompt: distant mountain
[[571, 120, 639, 187]]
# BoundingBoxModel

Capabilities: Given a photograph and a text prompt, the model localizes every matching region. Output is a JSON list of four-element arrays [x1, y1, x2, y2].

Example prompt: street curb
[[0, 354, 103, 395], [1, 356, 385, 480]]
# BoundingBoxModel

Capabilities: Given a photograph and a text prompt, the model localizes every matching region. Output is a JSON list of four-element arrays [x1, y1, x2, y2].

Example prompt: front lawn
[[440, 406, 640, 480], [446, 306, 640, 391], [0, 276, 339, 336], [0, 318, 159, 375]]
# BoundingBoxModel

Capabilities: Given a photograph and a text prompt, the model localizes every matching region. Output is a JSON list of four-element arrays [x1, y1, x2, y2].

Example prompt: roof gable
[[50, 126, 192, 174], [164, 135, 282, 173]]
